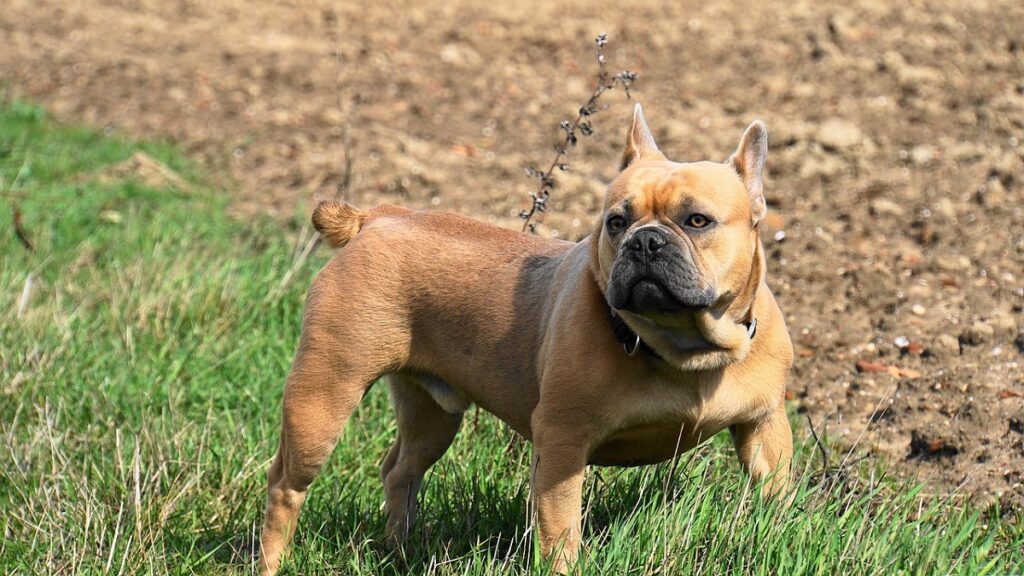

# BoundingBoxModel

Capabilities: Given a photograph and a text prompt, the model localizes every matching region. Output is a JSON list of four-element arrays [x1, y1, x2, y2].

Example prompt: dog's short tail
[[312, 200, 367, 248]]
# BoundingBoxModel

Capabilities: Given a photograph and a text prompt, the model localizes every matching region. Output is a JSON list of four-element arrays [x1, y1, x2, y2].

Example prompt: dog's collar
[[607, 309, 757, 359]]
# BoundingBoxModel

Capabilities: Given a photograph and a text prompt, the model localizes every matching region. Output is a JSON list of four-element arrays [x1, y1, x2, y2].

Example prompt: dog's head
[[591, 104, 769, 369]]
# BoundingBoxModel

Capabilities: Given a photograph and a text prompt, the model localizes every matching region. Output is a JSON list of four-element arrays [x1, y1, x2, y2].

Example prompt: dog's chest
[[588, 370, 771, 466]]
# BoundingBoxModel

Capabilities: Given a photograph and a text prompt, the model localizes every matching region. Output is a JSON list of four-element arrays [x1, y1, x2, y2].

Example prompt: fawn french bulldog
[[259, 104, 793, 574]]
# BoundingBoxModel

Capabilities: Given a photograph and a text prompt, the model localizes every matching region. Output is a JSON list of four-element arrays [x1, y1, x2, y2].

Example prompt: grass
[[0, 100, 1021, 575]]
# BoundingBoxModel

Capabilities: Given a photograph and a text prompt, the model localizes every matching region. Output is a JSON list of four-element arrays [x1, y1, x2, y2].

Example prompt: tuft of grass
[[1, 101, 1022, 575]]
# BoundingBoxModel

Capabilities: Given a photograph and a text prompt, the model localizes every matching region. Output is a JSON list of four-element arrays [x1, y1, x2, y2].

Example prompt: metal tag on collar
[[624, 333, 641, 356], [746, 317, 758, 339]]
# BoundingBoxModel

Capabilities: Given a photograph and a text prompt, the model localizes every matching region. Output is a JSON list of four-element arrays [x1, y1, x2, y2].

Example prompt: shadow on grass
[[178, 467, 534, 574]]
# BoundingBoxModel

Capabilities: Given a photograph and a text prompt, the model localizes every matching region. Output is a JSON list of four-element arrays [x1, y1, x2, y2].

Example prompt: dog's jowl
[[258, 104, 794, 575]]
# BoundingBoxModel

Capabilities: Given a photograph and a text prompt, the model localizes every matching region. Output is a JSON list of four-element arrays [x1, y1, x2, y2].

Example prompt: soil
[[2, 0, 1022, 511]]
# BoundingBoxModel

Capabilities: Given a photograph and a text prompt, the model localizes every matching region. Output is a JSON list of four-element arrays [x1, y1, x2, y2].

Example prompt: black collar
[[608, 309, 757, 359]]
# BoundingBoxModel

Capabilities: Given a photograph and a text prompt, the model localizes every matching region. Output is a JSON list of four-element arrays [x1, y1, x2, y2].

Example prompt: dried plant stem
[[519, 33, 637, 233]]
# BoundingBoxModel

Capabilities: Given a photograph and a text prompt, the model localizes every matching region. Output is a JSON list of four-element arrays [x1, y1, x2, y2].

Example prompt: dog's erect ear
[[728, 120, 769, 225], [619, 103, 660, 171]]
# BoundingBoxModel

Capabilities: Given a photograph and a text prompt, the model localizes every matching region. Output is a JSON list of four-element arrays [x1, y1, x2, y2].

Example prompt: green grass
[[1, 100, 1021, 575]]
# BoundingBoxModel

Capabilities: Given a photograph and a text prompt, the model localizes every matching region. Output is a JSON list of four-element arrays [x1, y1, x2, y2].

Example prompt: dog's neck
[[607, 307, 756, 360]]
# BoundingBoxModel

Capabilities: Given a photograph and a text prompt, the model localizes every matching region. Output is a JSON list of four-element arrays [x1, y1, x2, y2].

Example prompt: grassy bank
[[1, 102, 1020, 574]]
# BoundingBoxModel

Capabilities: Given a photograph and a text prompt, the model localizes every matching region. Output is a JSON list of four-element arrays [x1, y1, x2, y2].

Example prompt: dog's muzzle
[[606, 227, 715, 313]]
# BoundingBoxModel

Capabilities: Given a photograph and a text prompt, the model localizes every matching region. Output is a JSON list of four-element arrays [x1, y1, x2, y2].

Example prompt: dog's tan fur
[[259, 105, 794, 574]]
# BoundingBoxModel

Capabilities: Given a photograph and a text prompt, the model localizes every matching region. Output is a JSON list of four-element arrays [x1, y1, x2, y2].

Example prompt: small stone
[[870, 198, 906, 217], [881, 50, 906, 71], [947, 142, 985, 163], [991, 313, 1018, 336], [934, 198, 957, 221], [907, 284, 932, 299], [818, 119, 863, 151], [897, 65, 943, 87], [894, 336, 910, 349], [910, 145, 936, 165], [931, 334, 961, 357], [961, 322, 995, 346], [799, 154, 846, 179], [439, 43, 481, 66], [936, 254, 972, 271], [911, 304, 927, 316], [993, 151, 1021, 180]]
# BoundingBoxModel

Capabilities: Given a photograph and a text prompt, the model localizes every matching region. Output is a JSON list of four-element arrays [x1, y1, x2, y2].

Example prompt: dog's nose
[[629, 228, 668, 257]]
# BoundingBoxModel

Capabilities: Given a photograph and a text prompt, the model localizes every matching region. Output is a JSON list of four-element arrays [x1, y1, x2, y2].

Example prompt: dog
[[258, 104, 793, 574]]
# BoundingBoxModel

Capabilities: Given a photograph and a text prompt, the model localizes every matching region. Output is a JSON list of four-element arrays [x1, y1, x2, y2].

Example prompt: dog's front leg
[[531, 426, 589, 574], [730, 403, 793, 497]]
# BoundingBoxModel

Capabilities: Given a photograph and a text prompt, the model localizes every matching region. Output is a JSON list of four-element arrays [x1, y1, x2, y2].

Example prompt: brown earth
[[2, 0, 1022, 510]]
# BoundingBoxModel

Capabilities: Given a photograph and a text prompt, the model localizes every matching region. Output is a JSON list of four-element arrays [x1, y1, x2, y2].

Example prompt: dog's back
[[303, 201, 576, 432]]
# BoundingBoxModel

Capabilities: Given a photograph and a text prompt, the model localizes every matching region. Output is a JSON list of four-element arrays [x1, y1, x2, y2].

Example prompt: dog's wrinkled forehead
[[608, 161, 751, 223]]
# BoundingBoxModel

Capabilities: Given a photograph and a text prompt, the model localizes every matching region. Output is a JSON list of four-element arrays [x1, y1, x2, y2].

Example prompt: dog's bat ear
[[728, 120, 769, 225], [619, 103, 660, 171]]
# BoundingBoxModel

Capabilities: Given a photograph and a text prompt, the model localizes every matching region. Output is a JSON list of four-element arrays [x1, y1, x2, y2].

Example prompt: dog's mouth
[[607, 273, 715, 314], [616, 278, 688, 313]]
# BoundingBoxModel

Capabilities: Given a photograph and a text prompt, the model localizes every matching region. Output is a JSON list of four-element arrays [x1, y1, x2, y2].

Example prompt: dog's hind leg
[[381, 372, 464, 544], [258, 345, 379, 576]]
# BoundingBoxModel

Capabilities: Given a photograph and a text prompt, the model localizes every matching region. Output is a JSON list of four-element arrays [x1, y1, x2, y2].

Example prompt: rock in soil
[[931, 334, 962, 357]]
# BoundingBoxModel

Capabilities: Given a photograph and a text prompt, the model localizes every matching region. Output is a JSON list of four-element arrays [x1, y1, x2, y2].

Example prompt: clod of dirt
[[976, 178, 1008, 207], [908, 430, 960, 460], [992, 151, 1022, 184], [930, 334, 962, 357], [1010, 417, 1023, 435], [856, 360, 887, 373], [817, 119, 863, 151], [960, 322, 995, 346]]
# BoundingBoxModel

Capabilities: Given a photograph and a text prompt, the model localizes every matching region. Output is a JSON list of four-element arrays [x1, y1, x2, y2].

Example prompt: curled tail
[[312, 200, 367, 248]]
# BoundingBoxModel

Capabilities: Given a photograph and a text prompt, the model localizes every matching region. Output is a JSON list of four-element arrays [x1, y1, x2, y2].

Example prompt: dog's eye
[[686, 214, 711, 229], [606, 215, 627, 234]]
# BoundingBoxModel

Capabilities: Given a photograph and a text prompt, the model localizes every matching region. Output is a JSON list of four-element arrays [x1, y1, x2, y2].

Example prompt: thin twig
[[336, 106, 353, 203], [329, 5, 355, 204], [805, 414, 830, 481], [519, 33, 637, 233], [266, 9, 356, 300]]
